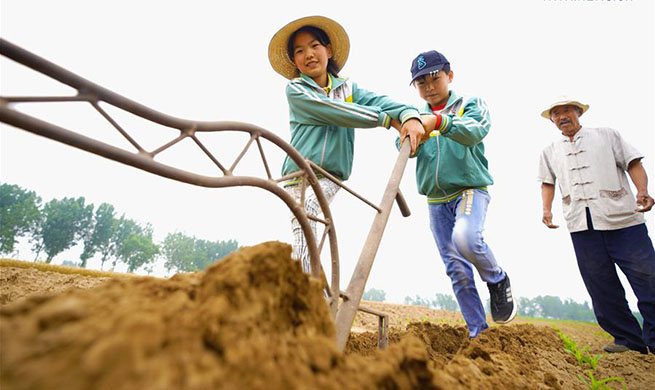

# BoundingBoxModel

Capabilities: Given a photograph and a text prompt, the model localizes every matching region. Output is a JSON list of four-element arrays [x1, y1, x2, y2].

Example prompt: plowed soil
[[1, 242, 653, 389]]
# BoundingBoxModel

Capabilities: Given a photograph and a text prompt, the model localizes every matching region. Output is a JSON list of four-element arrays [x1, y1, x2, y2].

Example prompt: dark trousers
[[570, 209, 655, 353]]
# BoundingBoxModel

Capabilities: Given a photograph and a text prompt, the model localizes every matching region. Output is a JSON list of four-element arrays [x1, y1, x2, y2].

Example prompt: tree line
[[0, 183, 239, 273], [364, 288, 646, 324], [362, 289, 459, 312], [403, 293, 598, 322]]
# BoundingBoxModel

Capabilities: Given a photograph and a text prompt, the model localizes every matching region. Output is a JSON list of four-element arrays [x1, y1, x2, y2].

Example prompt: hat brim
[[540, 100, 589, 120], [268, 16, 350, 80], [409, 64, 446, 85]]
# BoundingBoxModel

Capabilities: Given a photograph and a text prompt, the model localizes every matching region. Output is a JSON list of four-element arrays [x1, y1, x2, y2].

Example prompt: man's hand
[[400, 118, 425, 155], [635, 190, 654, 213], [542, 210, 559, 229]]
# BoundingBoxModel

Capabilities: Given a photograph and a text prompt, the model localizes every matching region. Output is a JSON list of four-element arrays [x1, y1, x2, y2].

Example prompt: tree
[[0, 183, 42, 255], [362, 288, 386, 302], [80, 203, 116, 267], [162, 232, 239, 272], [534, 295, 564, 319], [30, 197, 93, 263], [115, 226, 159, 272], [517, 297, 542, 317], [514, 295, 596, 322], [432, 293, 459, 311], [404, 295, 431, 308], [162, 232, 197, 272], [197, 238, 239, 269], [107, 216, 142, 270]]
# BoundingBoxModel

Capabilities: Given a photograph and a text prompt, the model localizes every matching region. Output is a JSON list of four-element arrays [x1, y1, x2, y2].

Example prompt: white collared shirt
[[538, 127, 645, 232]]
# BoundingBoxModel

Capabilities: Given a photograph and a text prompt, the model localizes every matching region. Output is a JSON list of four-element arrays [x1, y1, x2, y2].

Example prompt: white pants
[[285, 177, 340, 273]]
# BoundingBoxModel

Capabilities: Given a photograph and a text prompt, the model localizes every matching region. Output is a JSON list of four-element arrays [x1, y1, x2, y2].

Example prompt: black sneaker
[[603, 344, 629, 353], [488, 274, 517, 324]]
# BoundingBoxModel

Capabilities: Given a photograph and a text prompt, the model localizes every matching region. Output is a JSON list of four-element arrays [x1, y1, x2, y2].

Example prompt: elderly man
[[538, 96, 655, 354]]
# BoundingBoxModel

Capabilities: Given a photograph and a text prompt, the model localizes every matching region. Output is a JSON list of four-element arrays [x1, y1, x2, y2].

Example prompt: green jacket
[[411, 91, 494, 203], [282, 73, 420, 181]]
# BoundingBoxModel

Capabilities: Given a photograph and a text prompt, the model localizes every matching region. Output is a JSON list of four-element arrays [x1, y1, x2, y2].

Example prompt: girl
[[268, 15, 424, 273]]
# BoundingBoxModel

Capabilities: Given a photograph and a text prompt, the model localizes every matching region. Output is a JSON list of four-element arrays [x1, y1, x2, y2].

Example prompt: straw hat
[[541, 96, 589, 119], [268, 15, 350, 79]]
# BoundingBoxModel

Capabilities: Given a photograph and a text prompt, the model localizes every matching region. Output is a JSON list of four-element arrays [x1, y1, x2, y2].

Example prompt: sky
[[1, 0, 653, 310]]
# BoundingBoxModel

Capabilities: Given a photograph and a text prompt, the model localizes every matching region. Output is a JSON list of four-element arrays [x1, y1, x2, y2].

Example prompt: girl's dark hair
[[287, 26, 340, 77]]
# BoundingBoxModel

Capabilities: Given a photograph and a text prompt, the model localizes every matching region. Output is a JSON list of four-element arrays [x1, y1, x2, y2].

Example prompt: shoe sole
[[493, 300, 518, 324], [603, 345, 630, 353]]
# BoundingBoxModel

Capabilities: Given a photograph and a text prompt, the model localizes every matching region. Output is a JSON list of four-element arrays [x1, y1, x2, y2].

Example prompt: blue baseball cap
[[410, 50, 450, 85]]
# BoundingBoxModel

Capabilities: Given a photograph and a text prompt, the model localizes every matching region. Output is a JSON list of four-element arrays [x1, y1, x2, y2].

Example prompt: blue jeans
[[570, 208, 655, 353], [428, 189, 506, 337]]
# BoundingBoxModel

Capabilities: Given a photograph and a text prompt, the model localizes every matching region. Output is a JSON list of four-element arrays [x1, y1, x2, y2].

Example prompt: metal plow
[[0, 38, 411, 352]]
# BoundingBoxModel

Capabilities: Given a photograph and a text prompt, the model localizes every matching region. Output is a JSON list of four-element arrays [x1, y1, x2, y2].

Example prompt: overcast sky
[[1, 0, 653, 310]]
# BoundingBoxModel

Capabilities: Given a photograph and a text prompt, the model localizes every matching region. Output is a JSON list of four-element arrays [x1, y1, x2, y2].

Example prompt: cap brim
[[409, 64, 446, 85], [268, 16, 350, 80]]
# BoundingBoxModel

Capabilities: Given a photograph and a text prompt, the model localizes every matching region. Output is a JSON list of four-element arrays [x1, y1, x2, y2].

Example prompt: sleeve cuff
[[437, 114, 452, 134], [399, 109, 421, 125], [624, 154, 644, 170], [379, 113, 391, 129]]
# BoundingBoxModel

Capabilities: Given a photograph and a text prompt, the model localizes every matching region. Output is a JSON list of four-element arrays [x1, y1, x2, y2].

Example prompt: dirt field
[[1, 242, 653, 389]]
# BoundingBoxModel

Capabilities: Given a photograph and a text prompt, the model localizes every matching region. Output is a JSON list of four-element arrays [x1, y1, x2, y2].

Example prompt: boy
[[401, 50, 516, 337]]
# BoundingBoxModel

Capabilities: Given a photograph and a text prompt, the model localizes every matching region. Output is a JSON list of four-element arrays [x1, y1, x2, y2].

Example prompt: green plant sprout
[[578, 370, 626, 390], [581, 353, 603, 371], [553, 326, 628, 390]]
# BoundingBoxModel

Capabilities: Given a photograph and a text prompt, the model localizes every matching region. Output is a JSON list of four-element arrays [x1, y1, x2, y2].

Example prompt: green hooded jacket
[[409, 91, 494, 203], [282, 73, 420, 181]]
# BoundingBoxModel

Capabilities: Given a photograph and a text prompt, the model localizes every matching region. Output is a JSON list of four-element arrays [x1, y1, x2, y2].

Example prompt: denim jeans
[[428, 189, 506, 337]]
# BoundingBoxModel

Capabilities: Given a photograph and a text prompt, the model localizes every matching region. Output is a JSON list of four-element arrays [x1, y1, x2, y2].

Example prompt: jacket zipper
[[434, 98, 465, 199], [435, 136, 447, 197]]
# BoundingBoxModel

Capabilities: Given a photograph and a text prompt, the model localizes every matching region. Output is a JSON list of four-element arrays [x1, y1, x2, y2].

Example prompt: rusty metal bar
[[395, 189, 411, 217], [228, 133, 256, 174], [317, 225, 329, 254], [149, 133, 187, 157], [334, 141, 411, 351], [190, 134, 228, 174], [255, 136, 273, 180], [3, 95, 94, 103], [308, 160, 382, 213], [275, 171, 305, 183], [357, 305, 389, 349], [90, 101, 145, 152], [306, 214, 329, 226]]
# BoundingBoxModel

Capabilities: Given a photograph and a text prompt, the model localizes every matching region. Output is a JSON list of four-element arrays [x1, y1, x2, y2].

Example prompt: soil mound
[[2, 242, 653, 389]]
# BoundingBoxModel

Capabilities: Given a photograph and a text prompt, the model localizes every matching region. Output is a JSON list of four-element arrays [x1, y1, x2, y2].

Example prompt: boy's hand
[[389, 119, 402, 132], [400, 119, 425, 155], [421, 114, 437, 133]]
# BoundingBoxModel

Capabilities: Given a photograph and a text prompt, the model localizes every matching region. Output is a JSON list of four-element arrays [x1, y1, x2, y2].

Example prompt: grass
[[517, 316, 597, 327], [0, 258, 145, 279]]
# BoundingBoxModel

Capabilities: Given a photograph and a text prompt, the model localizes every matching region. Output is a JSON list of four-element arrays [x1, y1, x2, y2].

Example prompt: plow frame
[[0, 38, 411, 351]]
